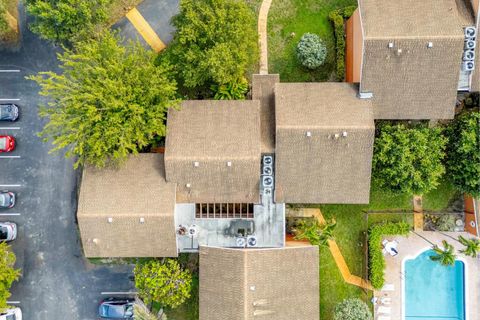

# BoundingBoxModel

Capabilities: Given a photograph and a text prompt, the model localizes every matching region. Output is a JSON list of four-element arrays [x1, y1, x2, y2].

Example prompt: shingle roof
[[275, 83, 374, 204], [77, 154, 178, 257], [358, 0, 474, 119], [165, 100, 261, 203], [199, 246, 319, 320], [252, 74, 280, 153], [359, 0, 469, 39]]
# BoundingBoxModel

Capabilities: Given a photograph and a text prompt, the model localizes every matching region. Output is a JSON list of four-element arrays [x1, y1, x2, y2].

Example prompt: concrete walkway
[[113, 0, 179, 51], [258, 0, 273, 74]]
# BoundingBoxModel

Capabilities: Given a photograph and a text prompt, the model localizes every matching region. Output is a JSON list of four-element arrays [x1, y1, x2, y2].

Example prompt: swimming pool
[[404, 249, 466, 320]]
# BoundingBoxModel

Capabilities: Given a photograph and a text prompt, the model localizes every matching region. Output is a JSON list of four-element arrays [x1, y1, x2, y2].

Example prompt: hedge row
[[328, 6, 356, 81], [368, 222, 411, 289]]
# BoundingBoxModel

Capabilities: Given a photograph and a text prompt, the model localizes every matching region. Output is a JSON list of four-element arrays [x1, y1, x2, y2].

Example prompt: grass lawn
[[267, 0, 357, 82], [422, 179, 460, 211]]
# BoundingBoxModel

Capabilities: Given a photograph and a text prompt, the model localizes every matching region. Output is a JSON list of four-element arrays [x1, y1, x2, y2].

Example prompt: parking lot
[[0, 11, 135, 320]]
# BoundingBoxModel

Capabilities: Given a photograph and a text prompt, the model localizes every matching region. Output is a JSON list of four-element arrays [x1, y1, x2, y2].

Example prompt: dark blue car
[[0, 104, 19, 121], [98, 298, 134, 319]]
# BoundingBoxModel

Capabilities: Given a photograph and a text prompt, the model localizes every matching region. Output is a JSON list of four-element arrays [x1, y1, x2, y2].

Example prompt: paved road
[[0, 6, 135, 320]]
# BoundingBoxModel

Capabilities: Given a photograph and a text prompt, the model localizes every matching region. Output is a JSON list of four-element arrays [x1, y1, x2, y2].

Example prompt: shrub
[[0, 242, 21, 310], [211, 77, 249, 100], [368, 222, 410, 289], [435, 214, 456, 231], [445, 111, 480, 197], [333, 298, 373, 320], [329, 6, 356, 81], [134, 259, 192, 309], [296, 33, 327, 69], [373, 124, 447, 195]]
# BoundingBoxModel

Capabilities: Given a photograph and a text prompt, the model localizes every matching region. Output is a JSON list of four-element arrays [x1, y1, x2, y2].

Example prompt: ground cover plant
[[333, 298, 373, 320], [0, 242, 21, 311]]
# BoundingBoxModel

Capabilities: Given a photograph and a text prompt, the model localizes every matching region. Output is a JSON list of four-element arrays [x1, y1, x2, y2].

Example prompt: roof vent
[[388, 42, 394, 48], [250, 285, 256, 291], [396, 48, 403, 56], [305, 131, 312, 137], [427, 42, 433, 48], [226, 161, 232, 167], [107, 217, 113, 223], [193, 161, 199, 167], [139, 217, 145, 224], [465, 26, 477, 39], [92, 238, 99, 244], [334, 133, 340, 139], [342, 131, 348, 137], [186, 183, 191, 188], [358, 92, 373, 99]]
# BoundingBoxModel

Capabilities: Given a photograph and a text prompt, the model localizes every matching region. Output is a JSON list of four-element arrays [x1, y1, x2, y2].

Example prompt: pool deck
[[374, 231, 480, 320]]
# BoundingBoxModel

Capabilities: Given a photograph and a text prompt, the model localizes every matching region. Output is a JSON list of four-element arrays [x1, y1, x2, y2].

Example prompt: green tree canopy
[[27, 0, 111, 44], [0, 1, 8, 33], [333, 298, 373, 320], [445, 111, 480, 197], [134, 259, 192, 309], [373, 124, 447, 195], [0, 242, 21, 311], [29, 31, 179, 168], [296, 33, 327, 69], [430, 240, 456, 266], [163, 0, 258, 92]]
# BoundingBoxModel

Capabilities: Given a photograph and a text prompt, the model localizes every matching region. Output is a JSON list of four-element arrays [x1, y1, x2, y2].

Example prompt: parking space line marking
[[6, 301, 20, 304], [0, 99, 20, 101], [0, 213, 21, 216], [0, 127, 20, 130], [101, 292, 137, 295], [0, 70, 20, 73], [0, 156, 21, 159], [0, 185, 21, 187]]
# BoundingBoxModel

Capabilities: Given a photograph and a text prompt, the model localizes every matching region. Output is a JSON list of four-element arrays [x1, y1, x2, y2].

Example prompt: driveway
[[0, 6, 135, 320]]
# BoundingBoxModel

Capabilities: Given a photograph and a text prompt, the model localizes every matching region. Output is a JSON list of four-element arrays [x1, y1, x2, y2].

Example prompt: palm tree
[[294, 218, 336, 247], [458, 235, 480, 258], [430, 240, 457, 266]]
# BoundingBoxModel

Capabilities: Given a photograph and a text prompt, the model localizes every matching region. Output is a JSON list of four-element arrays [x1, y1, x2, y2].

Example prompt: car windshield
[[6, 314, 15, 320], [0, 226, 8, 240], [0, 138, 6, 149], [0, 194, 5, 206]]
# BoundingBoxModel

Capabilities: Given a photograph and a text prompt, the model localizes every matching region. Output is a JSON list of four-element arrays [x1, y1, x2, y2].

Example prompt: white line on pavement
[[0, 70, 20, 73], [0, 213, 21, 216], [101, 292, 137, 295], [0, 127, 20, 130], [0, 156, 21, 159], [0, 185, 21, 187], [0, 99, 20, 101], [6, 301, 20, 304]]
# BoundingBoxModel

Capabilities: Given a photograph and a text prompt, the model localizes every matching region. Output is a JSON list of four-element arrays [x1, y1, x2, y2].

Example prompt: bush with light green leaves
[[334, 298, 373, 320], [296, 33, 327, 69]]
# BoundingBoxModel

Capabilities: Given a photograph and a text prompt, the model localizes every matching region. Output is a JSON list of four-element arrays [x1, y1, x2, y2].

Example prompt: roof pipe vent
[[107, 217, 113, 223]]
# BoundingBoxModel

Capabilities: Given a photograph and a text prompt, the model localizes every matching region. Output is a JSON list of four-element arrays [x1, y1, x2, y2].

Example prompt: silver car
[[0, 222, 17, 242], [0, 191, 15, 208]]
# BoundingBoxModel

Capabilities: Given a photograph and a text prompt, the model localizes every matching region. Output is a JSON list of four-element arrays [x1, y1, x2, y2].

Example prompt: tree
[[134, 259, 192, 309], [0, 242, 21, 310], [458, 235, 480, 258], [296, 33, 327, 69], [333, 298, 373, 320], [430, 240, 456, 266], [163, 0, 258, 92], [445, 111, 480, 197], [134, 298, 164, 320], [0, 1, 8, 33], [28, 31, 179, 168], [373, 124, 447, 195], [26, 0, 111, 45], [293, 218, 336, 247], [211, 77, 249, 100]]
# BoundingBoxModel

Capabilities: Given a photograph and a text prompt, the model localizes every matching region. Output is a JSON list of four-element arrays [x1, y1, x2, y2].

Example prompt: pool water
[[405, 249, 465, 320]]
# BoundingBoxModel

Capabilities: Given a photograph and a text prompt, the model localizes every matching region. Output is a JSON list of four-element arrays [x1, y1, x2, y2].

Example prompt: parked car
[[0, 222, 17, 242], [0, 307, 22, 320], [0, 135, 14, 152], [98, 298, 134, 319], [0, 104, 19, 121], [0, 191, 15, 208]]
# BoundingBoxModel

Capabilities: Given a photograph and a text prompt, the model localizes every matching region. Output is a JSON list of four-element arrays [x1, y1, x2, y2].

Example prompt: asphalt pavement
[[0, 5, 135, 320]]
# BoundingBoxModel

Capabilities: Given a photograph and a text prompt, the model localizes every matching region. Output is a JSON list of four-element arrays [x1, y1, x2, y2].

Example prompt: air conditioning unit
[[262, 155, 273, 166], [262, 164, 273, 175], [465, 40, 476, 50], [262, 176, 274, 188], [236, 237, 246, 247], [465, 26, 477, 39], [463, 50, 475, 61], [247, 236, 257, 247], [462, 61, 475, 72]]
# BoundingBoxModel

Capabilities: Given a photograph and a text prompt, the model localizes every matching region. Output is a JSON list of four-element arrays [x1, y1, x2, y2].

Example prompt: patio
[[374, 231, 480, 320]]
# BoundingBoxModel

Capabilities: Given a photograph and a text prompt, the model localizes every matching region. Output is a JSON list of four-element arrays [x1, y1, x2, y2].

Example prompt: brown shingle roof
[[199, 246, 319, 320], [275, 83, 374, 204], [252, 74, 280, 153], [359, 0, 470, 119], [77, 154, 178, 257], [165, 100, 261, 203]]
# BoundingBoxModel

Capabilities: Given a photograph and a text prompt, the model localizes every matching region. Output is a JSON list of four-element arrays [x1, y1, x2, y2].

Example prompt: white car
[[0, 222, 17, 242], [0, 307, 22, 320]]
